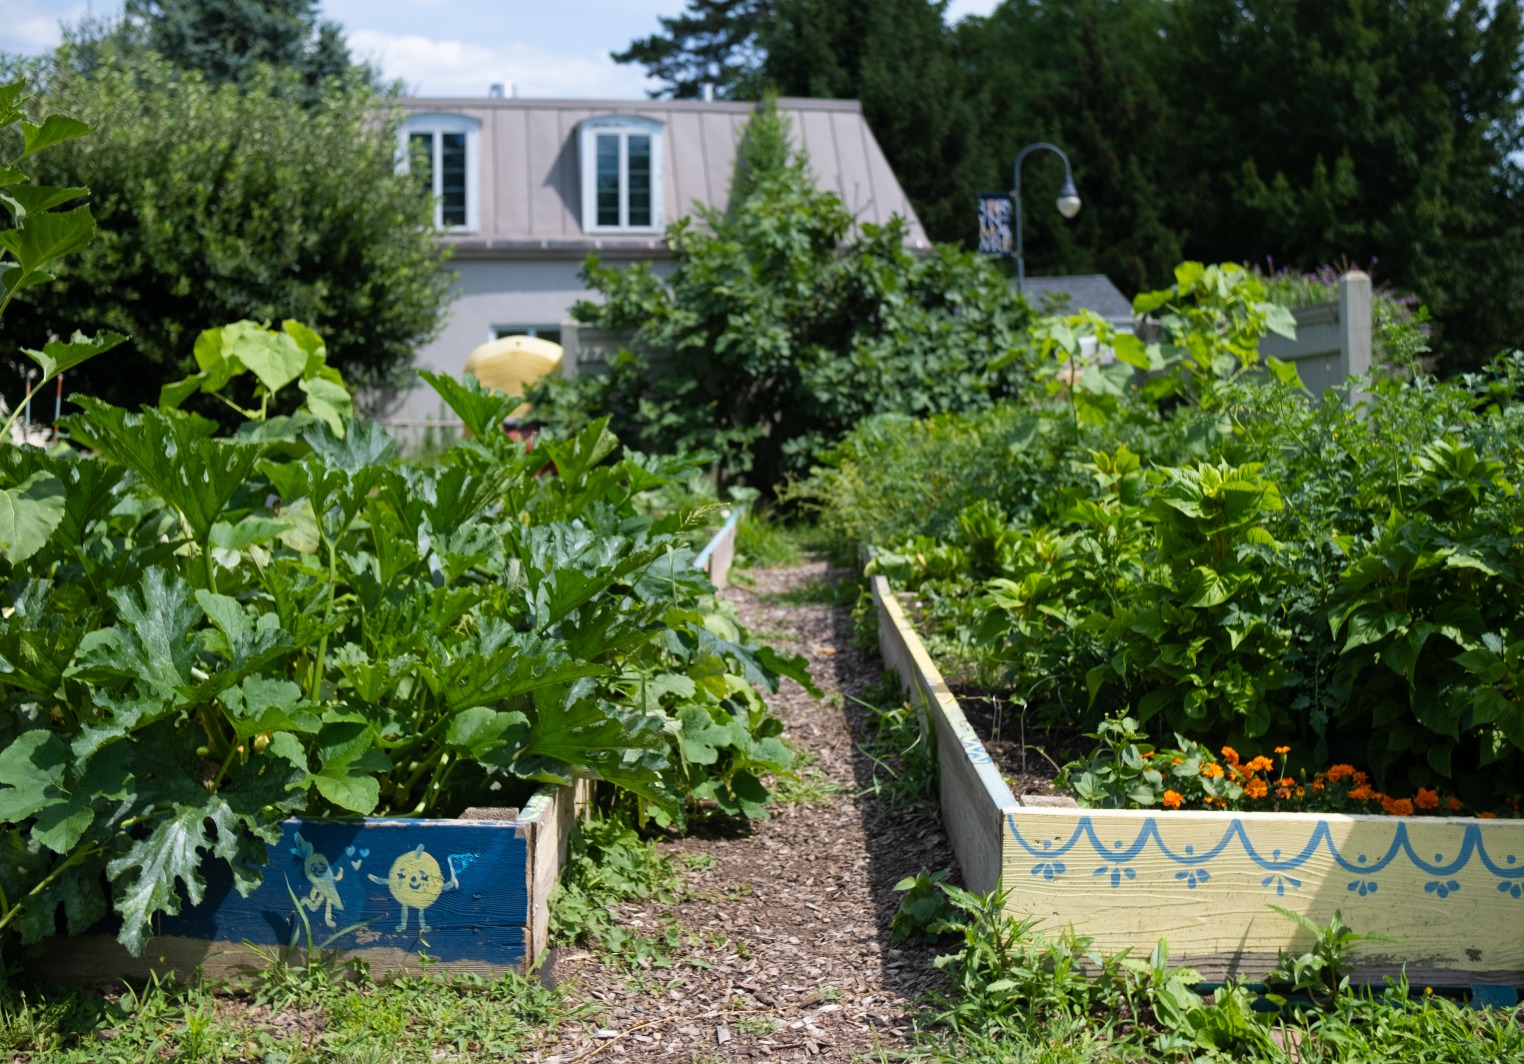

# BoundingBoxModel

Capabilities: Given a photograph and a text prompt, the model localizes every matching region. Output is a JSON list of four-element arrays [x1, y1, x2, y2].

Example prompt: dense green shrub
[[803, 263, 1524, 807], [0, 50, 451, 414], [528, 103, 1032, 489]]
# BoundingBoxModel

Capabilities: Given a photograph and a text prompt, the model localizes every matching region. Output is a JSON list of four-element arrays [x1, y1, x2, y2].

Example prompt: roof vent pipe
[[488, 83, 504, 98], [702, 83, 714, 102]]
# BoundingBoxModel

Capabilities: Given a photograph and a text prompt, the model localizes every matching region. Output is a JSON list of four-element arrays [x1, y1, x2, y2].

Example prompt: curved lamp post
[[1014, 142, 1080, 294]]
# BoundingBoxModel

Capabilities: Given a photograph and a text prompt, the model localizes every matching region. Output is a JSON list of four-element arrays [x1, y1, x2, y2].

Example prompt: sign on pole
[[977, 193, 1014, 257]]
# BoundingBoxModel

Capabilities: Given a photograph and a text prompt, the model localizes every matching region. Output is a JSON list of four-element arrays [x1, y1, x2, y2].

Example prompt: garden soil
[[537, 560, 957, 1062]]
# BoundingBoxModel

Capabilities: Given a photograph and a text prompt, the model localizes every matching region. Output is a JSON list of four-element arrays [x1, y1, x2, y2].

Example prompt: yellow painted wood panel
[[1004, 807, 1524, 982], [872, 577, 1015, 893]]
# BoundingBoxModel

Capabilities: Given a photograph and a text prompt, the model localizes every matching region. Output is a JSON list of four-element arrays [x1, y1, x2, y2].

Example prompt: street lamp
[[1013, 142, 1080, 294]]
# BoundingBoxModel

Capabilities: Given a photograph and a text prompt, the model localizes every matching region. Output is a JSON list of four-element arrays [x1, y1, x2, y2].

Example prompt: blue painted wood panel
[[148, 818, 533, 969]]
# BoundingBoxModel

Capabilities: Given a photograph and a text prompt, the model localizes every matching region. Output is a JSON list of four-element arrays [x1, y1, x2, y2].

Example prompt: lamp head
[[1056, 178, 1081, 219]]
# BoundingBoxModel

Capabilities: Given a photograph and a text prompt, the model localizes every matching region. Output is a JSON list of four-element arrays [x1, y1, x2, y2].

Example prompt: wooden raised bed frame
[[871, 575, 1524, 986]]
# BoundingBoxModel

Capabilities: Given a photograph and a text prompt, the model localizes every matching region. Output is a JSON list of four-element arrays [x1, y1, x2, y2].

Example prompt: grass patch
[[0, 963, 580, 1062]]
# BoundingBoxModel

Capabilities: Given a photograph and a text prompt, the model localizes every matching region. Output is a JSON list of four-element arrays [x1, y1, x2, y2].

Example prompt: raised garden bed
[[41, 514, 743, 982], [48, 780, 591, 980], [871, 574, 1524, 987]]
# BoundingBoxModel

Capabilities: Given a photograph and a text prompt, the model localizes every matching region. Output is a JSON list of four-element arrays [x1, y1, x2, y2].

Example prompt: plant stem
[[0, 372, 47, 443], [0, 842, 106, 936], [308, 538, 338, 701]]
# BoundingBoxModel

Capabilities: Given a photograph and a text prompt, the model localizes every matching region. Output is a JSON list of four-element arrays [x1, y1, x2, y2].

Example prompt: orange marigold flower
[[1162, 790, 1183, 809], [1381, 796, 1414, 816], [1275, 784, 1292, 800], [1446, 797, 1463, 812], [1311, 779, 1326, 792], [1246, 756, 1275, 774], [1172, 758, 1184, 766], [1295, 787, 1306, 798], [1274, 745, 1291, 756], [1244, 778, 1269, 800], [1353, 771, 1369, 787], [1221, 746, 1241, 765], [1479, 811, 1498, 819], [1348, 784, 1376, 802], [1414, 788, 1440, 811], [1202, 763, 1224, 779], [1325, 764, 1356, 782]]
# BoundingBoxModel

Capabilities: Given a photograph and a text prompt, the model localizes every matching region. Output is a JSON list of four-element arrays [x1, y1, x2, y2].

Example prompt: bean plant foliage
[[0, 85, 808, 958], [804, 262, 1524, 809]]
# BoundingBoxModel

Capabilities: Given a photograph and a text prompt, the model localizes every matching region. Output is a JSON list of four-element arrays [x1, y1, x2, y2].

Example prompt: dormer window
[[579, 116, 664, 234], [399, 113, 480, 232]]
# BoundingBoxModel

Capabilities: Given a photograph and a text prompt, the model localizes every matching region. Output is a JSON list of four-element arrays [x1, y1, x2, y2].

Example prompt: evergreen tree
[[955, 0, 1180, 293], [1162, 0, 1524, 370], [65, 0, 367, 101], [612, 0, 771, 99], [758, 0, 981, 242]]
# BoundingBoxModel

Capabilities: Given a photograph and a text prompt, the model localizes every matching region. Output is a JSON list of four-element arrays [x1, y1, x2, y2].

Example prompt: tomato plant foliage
[[0, 85, 807, 956]]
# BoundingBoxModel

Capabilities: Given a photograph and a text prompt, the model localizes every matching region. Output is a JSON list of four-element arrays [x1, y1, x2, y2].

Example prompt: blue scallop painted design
[[1005, 813, 1524, 893]]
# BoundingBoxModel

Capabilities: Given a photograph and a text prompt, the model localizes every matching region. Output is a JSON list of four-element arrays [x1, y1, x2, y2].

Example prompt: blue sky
[[1, 1, 1000, 98]]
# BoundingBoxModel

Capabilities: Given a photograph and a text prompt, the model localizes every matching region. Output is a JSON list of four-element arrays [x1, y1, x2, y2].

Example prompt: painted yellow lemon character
[[369, 844, 458, 932]]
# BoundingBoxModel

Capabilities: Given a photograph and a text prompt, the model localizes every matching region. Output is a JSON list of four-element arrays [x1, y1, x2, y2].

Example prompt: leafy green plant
[[809, 261, 1524, 808], [0, 81, 124, 560], [1264, 905, 1399, 1009], [891, 869, 954, 943]]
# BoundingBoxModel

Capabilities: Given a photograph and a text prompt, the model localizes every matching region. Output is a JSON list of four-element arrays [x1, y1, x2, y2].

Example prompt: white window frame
[[578, 115, 665, 234], [398, 112, 481, 233], [491, 325, 563, 345]]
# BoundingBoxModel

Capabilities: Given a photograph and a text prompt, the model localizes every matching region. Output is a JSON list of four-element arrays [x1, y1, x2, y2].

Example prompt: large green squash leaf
[[63, 399, 265, 545], [0, 469, 64, 565]]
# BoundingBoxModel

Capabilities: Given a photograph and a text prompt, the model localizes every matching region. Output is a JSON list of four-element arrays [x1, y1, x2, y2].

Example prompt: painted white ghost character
[[292, 833, 345, 928]]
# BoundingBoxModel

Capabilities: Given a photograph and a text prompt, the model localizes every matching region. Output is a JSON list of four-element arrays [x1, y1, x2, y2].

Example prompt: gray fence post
[[1339, 271, 1372, 406]]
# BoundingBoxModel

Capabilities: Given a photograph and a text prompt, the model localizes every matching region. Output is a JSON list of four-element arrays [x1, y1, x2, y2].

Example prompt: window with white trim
[[492, 325, 563, 346], [399, 113, 480, 232], [578, 116, 664, 233]]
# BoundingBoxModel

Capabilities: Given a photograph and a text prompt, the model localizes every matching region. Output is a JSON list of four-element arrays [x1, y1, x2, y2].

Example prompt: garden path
[[537, 559, 956, 1062]]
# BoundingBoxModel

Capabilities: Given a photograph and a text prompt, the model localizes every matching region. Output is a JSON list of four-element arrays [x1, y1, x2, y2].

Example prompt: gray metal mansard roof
[[400, 95, 929, 258], [1022, 274, 1136, 325]]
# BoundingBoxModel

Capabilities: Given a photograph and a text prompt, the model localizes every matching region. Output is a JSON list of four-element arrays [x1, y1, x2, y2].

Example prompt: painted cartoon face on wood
[[370, 844, 459, 932], [292, 833, 347, 928]]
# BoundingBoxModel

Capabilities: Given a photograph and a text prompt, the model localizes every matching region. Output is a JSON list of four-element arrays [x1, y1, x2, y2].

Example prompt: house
[[385, 95, 929, 437]]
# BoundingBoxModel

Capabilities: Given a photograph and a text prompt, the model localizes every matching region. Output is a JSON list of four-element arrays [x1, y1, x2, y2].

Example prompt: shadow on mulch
[[803, 563, 958, 1004]]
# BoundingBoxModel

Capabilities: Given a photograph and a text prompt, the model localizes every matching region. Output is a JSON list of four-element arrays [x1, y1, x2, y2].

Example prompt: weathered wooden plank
[[694, 506, 741, 590], [871, 575, 1016, 893], [1003, 806, 1524, 983], [46, 782, 594, 981]]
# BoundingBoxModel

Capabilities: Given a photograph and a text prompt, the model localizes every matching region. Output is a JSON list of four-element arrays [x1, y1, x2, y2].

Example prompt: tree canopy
[[65, 0, 364, 102], [617, 0, 1524, 372]]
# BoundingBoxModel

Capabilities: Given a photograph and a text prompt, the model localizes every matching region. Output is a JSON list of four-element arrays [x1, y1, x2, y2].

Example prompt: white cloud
[[945, 0, 1001, 24], [0, 2, 91, 55], [348, 28, 655, 99]]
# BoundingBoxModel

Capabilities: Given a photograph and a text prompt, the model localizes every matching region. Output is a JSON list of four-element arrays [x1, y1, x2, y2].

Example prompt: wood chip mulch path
[[537, 560, 959, 1063]]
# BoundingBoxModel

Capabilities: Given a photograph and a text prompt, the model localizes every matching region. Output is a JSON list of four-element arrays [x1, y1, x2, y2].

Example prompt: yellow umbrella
[[462, 334, 564, 423]]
